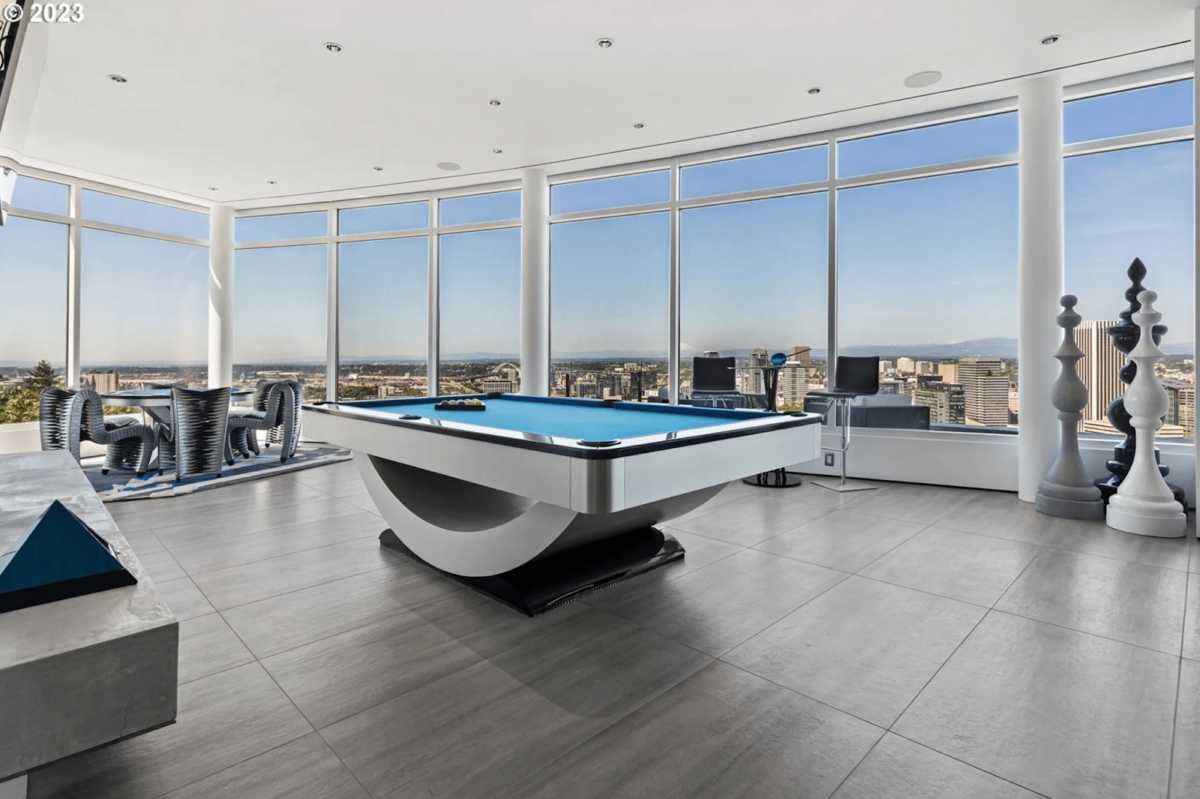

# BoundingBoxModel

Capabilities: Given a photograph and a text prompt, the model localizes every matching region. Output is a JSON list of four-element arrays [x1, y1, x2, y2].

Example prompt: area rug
[[84, 443, 353, 501]]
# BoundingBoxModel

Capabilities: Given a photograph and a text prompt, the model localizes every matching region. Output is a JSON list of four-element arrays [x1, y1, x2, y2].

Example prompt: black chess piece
[[1094, 258, 1186, 506]]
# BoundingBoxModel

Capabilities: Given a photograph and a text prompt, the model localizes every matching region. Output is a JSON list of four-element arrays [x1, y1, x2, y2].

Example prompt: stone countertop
[[0, 450, 176, 670]]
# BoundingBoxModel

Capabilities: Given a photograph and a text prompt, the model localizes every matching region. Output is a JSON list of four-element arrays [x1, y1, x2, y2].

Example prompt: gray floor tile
[[152, 494, 365, 550], [191, 537, 395, 611], [495, 661, 883, 799], [264, 593, 589, 728], [120, 528, 166, 555], [1047, 521, 1191, 572], [160, 733, 369, 799], [322, 609, 710, 799], [754, 510, 925, 573], [859, 527, 1041, 607], [168, 511, 384, 576], [156, 576, 216, 621], [116, 478, 318, 530], [311, 477, 368, 498], [177, 613, 255, 684], [1172, 658, 1200, 799], [1189, 533, 1199, 574], [830, 733, 1042, 799], [778, 479, 892, 510], [1185, 571, 1200, 662], [136, 549, 187, 583], [600, 548, 848, 656], [295, 462, 362, 488], [29, 663, 313, 799], [724, 576, 985, 727], [995, 548, 1187, 654], [894, 611, 1178, 799], [222, 568, 445, 659], [842, 483, 981, 525], [667, 483, 762, 526], [672, 494, 832, 547], [934, 491, 1064, 545]]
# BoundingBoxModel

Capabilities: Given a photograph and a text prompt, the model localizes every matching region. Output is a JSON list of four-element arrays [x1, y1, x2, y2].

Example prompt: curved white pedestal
[[358, 453, 724, 577], [1106, 494, 1186, 538]]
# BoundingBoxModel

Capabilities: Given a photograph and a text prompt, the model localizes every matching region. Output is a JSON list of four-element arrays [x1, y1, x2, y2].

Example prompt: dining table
[[98, 387, 255, 471]]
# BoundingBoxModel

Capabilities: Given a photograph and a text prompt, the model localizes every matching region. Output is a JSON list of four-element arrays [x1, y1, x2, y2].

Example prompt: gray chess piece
[[1035, 295, 1104, 519]]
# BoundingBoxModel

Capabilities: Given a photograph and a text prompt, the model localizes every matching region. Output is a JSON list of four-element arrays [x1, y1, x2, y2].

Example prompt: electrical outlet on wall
[[824, 453, 835, 467]]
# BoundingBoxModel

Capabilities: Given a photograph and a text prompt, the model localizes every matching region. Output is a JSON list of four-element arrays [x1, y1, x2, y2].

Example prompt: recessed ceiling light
[[633, 123, 644, 129], [373, 166, 383, 171], [489, 99, 502, 107], [807, 87, 821, 95], [492, 148, 503, 154], [596, 38, 615, 49], [1041, 35, 1060, 45], [267, 180, 277, 185], [108, 75, 127, 83], [324, 42, 343, 52], [436, 162, 461, 171], [208, 187, 219, 191], [904, 71, 942, 89]]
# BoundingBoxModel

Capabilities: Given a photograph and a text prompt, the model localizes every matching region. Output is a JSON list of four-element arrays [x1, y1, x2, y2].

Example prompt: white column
[[520, 169, 550, 395], [65, 183, 81, 387], [207, 205, 234, 388], [1194, 11, 1200, 522], [1017, 74, 1065, 501]]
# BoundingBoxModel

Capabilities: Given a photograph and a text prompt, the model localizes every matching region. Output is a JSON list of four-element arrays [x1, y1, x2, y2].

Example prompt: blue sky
[[1, 80, 1194, 368]]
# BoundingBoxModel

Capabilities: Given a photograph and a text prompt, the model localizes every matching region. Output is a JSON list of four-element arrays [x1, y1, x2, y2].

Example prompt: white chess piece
[[1105, 290, 1186, 537]]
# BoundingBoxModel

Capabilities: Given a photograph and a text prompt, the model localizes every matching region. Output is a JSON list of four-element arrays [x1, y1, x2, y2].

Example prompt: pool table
[[303, 394, 821, 614]]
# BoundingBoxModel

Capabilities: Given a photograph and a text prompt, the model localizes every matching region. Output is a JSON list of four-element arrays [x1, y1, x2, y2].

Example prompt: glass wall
[[0, 218, 68, 424], [338, 237, 429, 400], [550, 213, 670, 399], [234, 245, 328, 400], [1064, 81, 1194, 439], [82, 191, 209, 240], [680, 193, 828, 408], [838, 168, 1019, 428], [236, 212, 327, 243], [80, 231, 209, 387], [438, 228, 521, 395]]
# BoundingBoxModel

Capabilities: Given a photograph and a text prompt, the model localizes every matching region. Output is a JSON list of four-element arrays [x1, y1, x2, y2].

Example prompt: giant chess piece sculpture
[[1094, 258, 1186, 506], [1036, 296, 1104, 519], [1106, 291, 1186, 537]]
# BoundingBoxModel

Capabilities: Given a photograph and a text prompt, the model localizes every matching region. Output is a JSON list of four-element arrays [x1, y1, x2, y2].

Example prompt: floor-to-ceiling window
[[837, 113, 1020, 429], [1064, 79, 1194, 439], [0, 179, 68, 423], [233, 215, 328, 400], [679, 147, 828, 408], [549, 172, 670, 400], [338, 236, 429, 400]]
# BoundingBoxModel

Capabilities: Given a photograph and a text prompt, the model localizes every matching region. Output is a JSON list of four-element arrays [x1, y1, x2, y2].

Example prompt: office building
[[1073, 319, 1123, 428], [913, 382, 966, 425], [957, 357, 1009, 426], [86, 371, 120, 393]]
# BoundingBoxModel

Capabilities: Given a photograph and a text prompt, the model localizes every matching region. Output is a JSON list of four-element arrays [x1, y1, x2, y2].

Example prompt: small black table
[[731, 363, 806, 488]]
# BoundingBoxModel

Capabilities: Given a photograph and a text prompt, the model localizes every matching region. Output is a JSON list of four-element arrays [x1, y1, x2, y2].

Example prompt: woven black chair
[[267, 380, 303, 461], [39, 387, 79, 454], [227, 381, 288, 463], [73, 388, 157, 476], [158, 387, 231, 482]]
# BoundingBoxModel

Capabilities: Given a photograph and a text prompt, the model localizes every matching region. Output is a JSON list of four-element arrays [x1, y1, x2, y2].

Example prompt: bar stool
[[808, 356, 879, 492]]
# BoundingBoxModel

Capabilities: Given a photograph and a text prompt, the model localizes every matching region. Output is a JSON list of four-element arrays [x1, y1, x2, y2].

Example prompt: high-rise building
[[787, 346, 811, 367], [480, 377, 518, 393], [937, 362, 958, 383], [575, 380, 599, 399], [896, 357, 915, 374], [87, 370, 120, 393], [1073, 319, 1122, 428], [917, 361, 935, 375], [877, 379, 904, 395], [1166, 382, 1195, 438], [777, 365, 810, 408], [957, 357, 1008, 426], [745, 348, 769, 394], [878, 360, 894, 375], [913, 383, 965, 424]]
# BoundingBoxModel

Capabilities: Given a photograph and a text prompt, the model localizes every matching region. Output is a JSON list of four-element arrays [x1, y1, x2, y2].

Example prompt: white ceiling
[[6, 0, 1197, 208]]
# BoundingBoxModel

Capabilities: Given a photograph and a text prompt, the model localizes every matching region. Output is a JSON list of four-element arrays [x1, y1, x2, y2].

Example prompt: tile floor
[[26, 461, 1200, 799]]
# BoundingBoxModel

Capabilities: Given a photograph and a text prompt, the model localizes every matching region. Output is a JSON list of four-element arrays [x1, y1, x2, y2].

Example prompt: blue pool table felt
[[354, 397, 769, 441]]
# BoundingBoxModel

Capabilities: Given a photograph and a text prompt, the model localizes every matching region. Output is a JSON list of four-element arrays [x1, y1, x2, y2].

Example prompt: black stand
[[743, 364, 804, 488], [378, 527, 684, 616]]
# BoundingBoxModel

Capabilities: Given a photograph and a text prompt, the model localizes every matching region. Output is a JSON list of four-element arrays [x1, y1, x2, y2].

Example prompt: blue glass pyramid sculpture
[[0, 500, 137, 613]]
